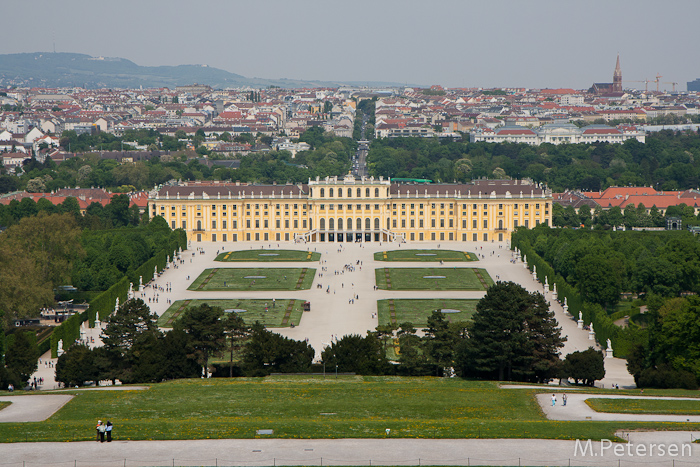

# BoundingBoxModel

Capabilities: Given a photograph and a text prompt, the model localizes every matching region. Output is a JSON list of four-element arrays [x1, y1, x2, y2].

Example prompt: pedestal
[[552, 291, 558, 300], [588, 330, 595, 341], [606, 348, 614, 358], [563, 305, 569, 315], [577, 319, 583, 329]]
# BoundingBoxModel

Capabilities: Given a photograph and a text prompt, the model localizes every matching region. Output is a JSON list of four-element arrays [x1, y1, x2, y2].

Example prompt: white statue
[[114, 297, 119, 313], [128, 283, 134, 299], [544, 276, 549, 287], [607, 338, 612, 349], [57, 339, 64, 357], [564, 297, 568, 307], [579, 311, 582, 321], [589, 322, 594, 334], [154, 265, 158, 278], [139, 276, 144, 292]]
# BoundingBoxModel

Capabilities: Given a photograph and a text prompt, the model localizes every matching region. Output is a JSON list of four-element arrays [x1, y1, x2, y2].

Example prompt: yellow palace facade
[[150, 175, 552, 243]]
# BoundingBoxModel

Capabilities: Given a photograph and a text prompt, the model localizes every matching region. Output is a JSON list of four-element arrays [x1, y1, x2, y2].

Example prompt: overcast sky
[[2, 0, 699, 90]]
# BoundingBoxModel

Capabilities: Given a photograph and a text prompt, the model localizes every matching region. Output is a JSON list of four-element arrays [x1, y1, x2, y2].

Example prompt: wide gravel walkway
[[538, 393, 700, 422], [1, 435, 699, 466], [0, 394, 73, 422]]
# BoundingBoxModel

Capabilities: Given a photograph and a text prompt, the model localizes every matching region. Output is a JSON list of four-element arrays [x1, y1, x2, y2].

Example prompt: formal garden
[[158, 299, 305, 328], [375, 267, 492, 290], [215, 249, 321, 262], [188, 268, 315, 291], [376, 299, 478, 327], [373, 249, 477, 262]]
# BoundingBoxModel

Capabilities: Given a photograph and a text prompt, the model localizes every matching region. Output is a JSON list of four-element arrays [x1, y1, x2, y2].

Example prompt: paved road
[[1, 435, 699, 466]]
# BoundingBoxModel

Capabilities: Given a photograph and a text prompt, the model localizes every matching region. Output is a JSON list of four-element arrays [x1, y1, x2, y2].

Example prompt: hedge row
[[512, 231, 636, 358], [49, 230, 187, 358]]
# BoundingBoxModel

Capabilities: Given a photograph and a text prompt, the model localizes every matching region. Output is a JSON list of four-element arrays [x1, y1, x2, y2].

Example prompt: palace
[[150, 176, 552, 244]]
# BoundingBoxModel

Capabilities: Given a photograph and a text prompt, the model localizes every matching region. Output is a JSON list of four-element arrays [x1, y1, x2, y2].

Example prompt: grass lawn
[[216, 249, 321, 262], [377, 299, 478, 327], [586, 398, 700, 415], [0, 378, 697, 443], [375, 267, 493, 290], [189, 268, 315, 291], [158, 299, 305, 328], [0, 401, 9, 412], [374, 249, 477, 262]]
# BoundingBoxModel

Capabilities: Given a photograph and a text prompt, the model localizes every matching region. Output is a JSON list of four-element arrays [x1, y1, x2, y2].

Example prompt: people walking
[[551, 394, 556, 406]]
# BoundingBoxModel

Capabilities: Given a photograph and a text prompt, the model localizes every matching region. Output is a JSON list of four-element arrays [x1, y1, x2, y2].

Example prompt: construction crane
[[625, 79, 650, 92], [663, 82, 679, 92], [654, 74, 663, 92]]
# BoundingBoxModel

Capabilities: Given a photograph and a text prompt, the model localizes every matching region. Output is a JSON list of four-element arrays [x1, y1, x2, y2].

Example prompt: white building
[[470, 122, 645, 145]]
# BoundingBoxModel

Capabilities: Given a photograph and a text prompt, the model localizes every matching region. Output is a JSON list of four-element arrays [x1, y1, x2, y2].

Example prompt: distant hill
[[0, 52, 409, 89]]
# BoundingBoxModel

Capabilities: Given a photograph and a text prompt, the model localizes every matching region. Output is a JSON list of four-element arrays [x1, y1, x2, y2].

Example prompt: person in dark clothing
[[106, 421, 113, 442]]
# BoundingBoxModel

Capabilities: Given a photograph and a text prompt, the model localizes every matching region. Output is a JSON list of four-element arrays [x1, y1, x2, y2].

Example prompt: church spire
[[613, 54, 622, 92]]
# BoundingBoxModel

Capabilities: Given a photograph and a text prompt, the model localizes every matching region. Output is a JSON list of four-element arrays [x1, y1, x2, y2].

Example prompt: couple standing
[[96, 420, 113, 442]]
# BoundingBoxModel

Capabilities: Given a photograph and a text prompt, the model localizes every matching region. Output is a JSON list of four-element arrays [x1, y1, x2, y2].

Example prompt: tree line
[[366, 130, 700, 192], [552, 203, 700, 229], [513, 226, 700, 389], [0, 195, 183, 327]]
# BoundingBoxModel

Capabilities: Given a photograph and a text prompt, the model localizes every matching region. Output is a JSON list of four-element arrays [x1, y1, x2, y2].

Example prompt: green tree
[[575, 254, 624, 309], [423, 311, 465, 375], [243, 322, 314, 376], [105, 194, 131, 227], [396, 322, 432, 376], [56, 345, 98, 387], [320, 333, 389, 376], [102, 298, 161, 356], [174, 303, 225, 374], [562, 348, 605, 386], [458, 282, 565, 382], [222, 313, 249, 377], [5, 331, 39, 384]]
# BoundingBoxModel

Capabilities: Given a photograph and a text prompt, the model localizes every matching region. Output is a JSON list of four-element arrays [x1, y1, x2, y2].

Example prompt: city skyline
[[1, 0, 699, 91]]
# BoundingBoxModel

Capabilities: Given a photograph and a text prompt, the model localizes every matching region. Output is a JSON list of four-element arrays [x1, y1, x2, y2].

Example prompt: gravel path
[[0, 395, 73, 422], [537, 393, 700, 421], [1, 435, 699, 467]]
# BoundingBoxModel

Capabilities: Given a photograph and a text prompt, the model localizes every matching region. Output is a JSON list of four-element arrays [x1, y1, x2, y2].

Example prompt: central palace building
[[150, 176, 552, 243]]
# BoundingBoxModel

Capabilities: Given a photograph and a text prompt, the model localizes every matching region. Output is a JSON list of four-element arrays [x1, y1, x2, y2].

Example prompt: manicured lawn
[[375, 267, 493, 290], [189, 268, 315, 291], [216, 249, 321, 262], [586, 398, 700, 415], [374, 249, 477, 262], [377, 299, 478, 328], [158, 299, 306, 328], [0, 378, 696, 443], [0, 401, 10, 412]]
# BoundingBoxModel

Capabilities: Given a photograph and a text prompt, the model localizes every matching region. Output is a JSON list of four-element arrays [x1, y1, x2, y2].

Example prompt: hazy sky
[[3, 0, 699, 90]]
